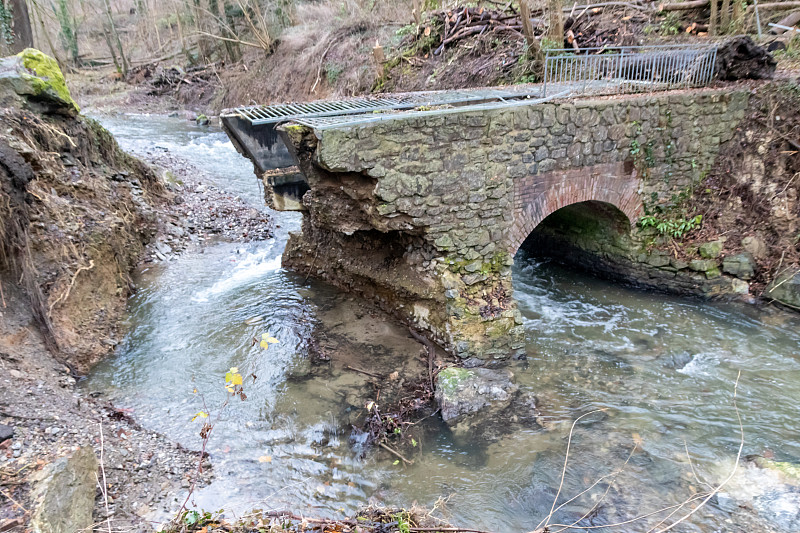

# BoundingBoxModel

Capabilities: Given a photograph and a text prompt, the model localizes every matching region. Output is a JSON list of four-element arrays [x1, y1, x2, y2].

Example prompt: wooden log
[[659, 0, 710, 12], [746, 1, 800, 12], [770, 10, 800, 32]]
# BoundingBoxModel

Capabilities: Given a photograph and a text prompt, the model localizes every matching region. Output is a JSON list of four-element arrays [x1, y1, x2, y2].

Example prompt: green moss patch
[[17, 48, 78, 113]]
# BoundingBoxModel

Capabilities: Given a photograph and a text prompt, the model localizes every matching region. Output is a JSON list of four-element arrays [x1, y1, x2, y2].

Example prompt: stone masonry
[[271, 88, 749, 361]]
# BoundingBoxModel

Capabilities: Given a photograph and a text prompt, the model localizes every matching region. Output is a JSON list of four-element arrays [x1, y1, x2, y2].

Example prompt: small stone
[[731, 278, 750, 294], [0, 424, 13, 442], [670, 258, 689, 270], [742, 235, 768, 259], [646, 254, 671, 267], [699, 240, 724, 259], [689, 259, 717, 272], [722, 252, 756, 280]]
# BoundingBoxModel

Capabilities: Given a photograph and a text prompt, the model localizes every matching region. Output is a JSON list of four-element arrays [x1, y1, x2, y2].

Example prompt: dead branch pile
[[431, 6, 541, 55], [127, 63, 219, 96], [565, 8, 650, 48], [424, 3, 656, 56]]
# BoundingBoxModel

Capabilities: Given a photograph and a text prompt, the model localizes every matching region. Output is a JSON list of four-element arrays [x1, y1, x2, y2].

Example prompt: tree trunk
[[547, 0, 564, 44], [709, 0, 718, 35], [720, 0, 731, 31], [102, 0, 128, 75], [9, 0, 33, 52], [731, 0, 743, 32]]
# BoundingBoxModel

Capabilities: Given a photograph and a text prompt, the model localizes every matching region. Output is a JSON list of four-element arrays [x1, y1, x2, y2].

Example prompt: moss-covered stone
[[17, 48, 79, 115], [699, 240, 724, 259]]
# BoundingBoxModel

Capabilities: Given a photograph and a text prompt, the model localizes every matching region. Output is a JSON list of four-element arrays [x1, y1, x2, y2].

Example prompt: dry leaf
[[258, 455, 272, 463]]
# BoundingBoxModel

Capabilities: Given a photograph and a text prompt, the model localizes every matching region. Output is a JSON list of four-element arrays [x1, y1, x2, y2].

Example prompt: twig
[[311, 39, 339, 94], [0, 280, 5, 308], [682, 439, 714, 491], [345, 365, 381, 378], [0, 488, 28, 514], [539, 409, 607, 530], [48, 260, 95, 314], [98, 423, 113, 533], [550, 443, 639, 533], [379, 442, 414, 465], [654, 371, 744, 532]]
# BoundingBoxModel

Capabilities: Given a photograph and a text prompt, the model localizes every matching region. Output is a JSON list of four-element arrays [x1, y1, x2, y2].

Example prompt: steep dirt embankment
[[1, 50, 217, 532], [1, 51, 163, 374]]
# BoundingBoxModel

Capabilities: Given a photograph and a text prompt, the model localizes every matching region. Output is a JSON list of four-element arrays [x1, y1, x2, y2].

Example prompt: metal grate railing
[[542, 44, 718, 97], [223, 45, 718, 131], [224, 87, 550, 126]]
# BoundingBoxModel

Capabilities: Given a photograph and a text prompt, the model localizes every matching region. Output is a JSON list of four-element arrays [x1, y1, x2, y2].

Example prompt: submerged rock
[[0, 49, 79, 115], [747, 455, 800, 485], [766, 270, 800, 310], [30, 446, 98, 533], [662, 351, 694, 370], [435, 367, 518, 423]]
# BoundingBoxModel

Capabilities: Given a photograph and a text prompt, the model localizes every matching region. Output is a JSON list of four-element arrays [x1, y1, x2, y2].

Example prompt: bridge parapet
[[271, 89, 748, 360]]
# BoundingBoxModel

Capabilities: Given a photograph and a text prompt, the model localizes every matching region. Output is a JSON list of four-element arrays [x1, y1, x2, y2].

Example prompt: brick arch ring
[[508, 174, 644, 256]]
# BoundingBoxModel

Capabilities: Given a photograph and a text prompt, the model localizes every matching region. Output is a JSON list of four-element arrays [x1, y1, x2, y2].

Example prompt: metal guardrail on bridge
[[542, 44, 718, 97], [223, 44, 718, 132]]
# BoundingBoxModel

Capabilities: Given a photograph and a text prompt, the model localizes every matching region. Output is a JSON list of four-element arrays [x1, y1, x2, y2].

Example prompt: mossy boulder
[[434, 366, 517, 423], [0, 49, 79, 115]]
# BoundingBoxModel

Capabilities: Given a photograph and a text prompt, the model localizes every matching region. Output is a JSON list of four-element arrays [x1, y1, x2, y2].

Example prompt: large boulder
[[715, 36, 776, 81], [766, 269, 800, 310], [30, 446, 98, 533], [0, 48, 79, 115], [435, 367, 518, 423]]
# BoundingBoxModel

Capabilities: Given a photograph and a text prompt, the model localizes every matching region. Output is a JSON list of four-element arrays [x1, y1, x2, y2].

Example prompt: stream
[[85, 114, 800, 532]]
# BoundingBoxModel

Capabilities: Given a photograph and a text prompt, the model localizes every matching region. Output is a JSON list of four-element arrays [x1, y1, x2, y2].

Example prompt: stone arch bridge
[[224, 88, 749, 361]]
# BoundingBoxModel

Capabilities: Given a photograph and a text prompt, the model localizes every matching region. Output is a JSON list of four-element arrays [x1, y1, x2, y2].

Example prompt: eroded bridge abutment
[[229, 89, 749, 361]]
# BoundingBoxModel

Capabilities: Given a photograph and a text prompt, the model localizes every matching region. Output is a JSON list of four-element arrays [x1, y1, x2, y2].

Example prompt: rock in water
[[0, 49, 79, 116], [30, 447, 98, 533], [715, 36, 777, 81], [766, 270, 800, 310], [435, 367, 518, 422]]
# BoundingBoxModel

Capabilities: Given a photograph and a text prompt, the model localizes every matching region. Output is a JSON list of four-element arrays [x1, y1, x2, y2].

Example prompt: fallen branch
[[345, 365, 381, 378], [379, 442, 414, 465]]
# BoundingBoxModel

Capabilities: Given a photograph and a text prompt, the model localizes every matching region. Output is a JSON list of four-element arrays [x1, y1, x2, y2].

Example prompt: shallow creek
[[86, 115, 800, 532]]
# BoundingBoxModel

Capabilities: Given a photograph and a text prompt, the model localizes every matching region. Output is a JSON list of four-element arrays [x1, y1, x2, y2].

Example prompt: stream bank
[[0, 51, 273, 531]]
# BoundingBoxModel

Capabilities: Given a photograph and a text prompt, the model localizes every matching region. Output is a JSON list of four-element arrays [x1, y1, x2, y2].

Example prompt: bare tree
[[102, 0, 128, 74]]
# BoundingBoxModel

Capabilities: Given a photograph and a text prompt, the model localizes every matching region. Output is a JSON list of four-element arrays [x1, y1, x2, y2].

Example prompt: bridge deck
[[222, 44, 718, 132]]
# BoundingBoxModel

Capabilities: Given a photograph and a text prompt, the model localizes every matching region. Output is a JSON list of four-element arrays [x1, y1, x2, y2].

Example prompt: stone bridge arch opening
[[513, 200, 635, 280]]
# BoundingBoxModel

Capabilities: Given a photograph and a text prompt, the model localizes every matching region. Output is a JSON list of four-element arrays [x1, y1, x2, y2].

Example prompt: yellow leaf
[[191, 411, 208, 422], [225, 385, 234, 393], [230, 367, 239, 374], [260, 340, 268, 349], [258, 455, 272, 463], [231, 373, 242, 385], [265, 336, 278, 344], [365, 401, 375, 411]]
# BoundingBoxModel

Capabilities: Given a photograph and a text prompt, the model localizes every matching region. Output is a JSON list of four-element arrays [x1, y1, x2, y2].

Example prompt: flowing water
[[86, 114, 800, 532]]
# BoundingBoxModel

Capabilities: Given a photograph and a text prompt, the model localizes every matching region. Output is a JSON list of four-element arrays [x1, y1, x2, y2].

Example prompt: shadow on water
[[85, 114, 800, 532]]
